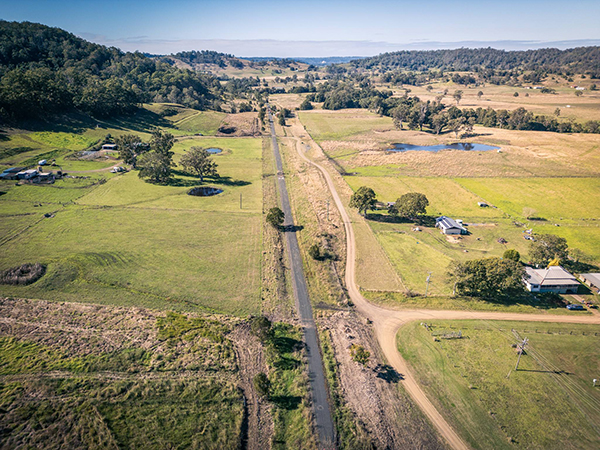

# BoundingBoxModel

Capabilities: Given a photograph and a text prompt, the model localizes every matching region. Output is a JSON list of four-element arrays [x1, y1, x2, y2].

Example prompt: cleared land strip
[[291, 129, 600, 450], [267, 106, 336, 448]]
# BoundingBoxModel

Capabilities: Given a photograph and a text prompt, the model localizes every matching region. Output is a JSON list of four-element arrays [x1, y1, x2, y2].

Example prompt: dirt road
[[290, 133, 600, 450]]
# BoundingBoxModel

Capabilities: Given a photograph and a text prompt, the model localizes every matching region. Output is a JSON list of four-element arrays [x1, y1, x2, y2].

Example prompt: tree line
[[0, 21, 223, 120], [349, 47, 600, 78]]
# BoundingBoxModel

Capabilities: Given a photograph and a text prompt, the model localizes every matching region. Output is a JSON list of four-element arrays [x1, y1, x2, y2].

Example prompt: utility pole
[[425, 271, 432, 297], [515, 337, 529, 371]]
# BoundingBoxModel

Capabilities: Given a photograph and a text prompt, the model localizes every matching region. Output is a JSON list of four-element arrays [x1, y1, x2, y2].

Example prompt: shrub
[[0, 263, 45, 285], [503, 249, 520, 262], [253, 372, 271, 397], [308, 244, 321, 260]]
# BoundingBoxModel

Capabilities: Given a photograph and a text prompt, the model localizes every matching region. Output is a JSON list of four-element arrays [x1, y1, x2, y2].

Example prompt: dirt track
[[289, 127, 600, 450]]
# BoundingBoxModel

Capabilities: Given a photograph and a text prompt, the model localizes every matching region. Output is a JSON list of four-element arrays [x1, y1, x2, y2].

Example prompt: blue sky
[[2, 0, 600, 56]]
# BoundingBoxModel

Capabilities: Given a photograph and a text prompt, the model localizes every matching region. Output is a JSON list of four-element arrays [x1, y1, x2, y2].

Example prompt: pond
[[188, 186, 223, 197], [388, 143, 499, 152], [206, 148, 223, 154]]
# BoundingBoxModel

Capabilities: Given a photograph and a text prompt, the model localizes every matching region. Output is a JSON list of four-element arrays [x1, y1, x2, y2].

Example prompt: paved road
[[290, 133, 600, 450], [267, 107, 336, 449]]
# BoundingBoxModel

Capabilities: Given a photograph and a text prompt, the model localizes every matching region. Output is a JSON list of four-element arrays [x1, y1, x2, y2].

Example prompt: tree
[[513, 91, 519, 97], [180, 147, 219, 182], [431, 112, 447, 134], [137, 151, 174, 183], [503, 249, 520, 262], [150, 130, 175, 159], [115, 134, 142, 166], [299, 98, 313, 110], [453, 90, 463, 105], [575, 90, 583, 97], [253, 373, 271, 398], [349, 186, 377, 216], [529, 234, 569, 266], [250, 316, 272, 343], [554, 107, 561, 117], [278, 114, 286, 126], [449, 257, 525, 298], [350, 344, 370, 366], [388, 192, 429, 219], [308, 243, 321, 260], [391, 104, 409, 130], [266, 207, 285, 229], [448, 117, 465, 138], [522, 207, 537, 219], [477, 90, 484, 100]]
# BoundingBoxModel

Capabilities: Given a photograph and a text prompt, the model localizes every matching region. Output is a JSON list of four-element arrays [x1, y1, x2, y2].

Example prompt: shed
[[435, 216, 468, 235], [17, 169, 39, 180], [102, 144, 118, 151], [478, 202, 489, 207], [580, 273, 600, 292]]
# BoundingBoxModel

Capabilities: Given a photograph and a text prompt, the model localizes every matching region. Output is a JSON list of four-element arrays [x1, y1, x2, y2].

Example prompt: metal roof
[[435, 216, 466, 231], [525, 266, 578, 286], [581, 273, 600, 288]]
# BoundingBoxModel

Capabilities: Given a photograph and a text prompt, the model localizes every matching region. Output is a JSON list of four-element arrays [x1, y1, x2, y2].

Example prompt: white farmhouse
[[524, 266, 579, 294]]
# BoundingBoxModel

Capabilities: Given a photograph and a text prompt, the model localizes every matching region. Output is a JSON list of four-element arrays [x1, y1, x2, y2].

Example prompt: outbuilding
[[435, 216, 468, 235], [17, 169, 39, 180], [102, 144, 118, 151], [580, 273, 600, 293], [524, 266, 580, 294]]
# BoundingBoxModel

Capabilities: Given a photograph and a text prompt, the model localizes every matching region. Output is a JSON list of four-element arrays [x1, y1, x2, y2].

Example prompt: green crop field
[[0, 114, 264, 315], [398, 320, 600, 449]]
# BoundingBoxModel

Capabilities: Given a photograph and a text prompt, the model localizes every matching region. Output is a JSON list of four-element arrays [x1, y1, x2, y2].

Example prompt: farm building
[[580, 273, 600, 292], [0, 167, 23, 180], [16, 169, 38, 180], [524, 266, 580, 294], [101, 144, 118, 150], [435, 216, 467, 235]]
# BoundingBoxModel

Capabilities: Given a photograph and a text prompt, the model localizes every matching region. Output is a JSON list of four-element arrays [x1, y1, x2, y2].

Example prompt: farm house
[[435, 216, 468, 235], [524, 266, 580, 294]]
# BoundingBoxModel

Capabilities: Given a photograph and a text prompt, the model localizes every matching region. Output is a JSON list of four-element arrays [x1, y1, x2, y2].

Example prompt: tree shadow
[[375, 364, 403, 383], [271, 336, 303, 354], [366, 213, 436, 227], [563, 261, 600, 275], [0, 129, 9, 141], [283, 224, 304, 232], [273, 356, 300, 370], [170, 170, 251, 187], [271, 395, 302, 410]]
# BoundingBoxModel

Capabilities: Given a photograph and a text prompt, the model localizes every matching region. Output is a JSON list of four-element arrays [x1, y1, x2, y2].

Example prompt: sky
[[2, 0, 600, 57]]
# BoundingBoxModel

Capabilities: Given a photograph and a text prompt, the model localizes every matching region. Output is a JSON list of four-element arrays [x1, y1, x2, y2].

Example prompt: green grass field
[[1, 114, 264, 315], [299, 110, 393, 142], [398, 320, 600, 449]]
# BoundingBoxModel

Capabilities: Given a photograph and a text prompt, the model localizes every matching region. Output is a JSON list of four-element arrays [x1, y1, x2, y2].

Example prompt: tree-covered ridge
[[351, 47, 600, 77], [0, 21, 223, 119]]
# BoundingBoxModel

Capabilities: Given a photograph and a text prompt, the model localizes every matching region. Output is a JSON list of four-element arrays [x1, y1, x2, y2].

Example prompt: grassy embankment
[[398, 320, 600, 450]]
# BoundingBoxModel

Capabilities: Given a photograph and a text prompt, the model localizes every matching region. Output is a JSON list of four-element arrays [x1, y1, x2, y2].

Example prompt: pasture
[[298, 106, 600, 305], [0, 112, 264, 316], [398, 320, 600, 450]]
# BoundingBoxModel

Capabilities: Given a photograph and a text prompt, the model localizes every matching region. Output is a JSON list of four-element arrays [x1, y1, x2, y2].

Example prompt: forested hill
[[351, 47, 600, 76], [0, 21, 223, 120]]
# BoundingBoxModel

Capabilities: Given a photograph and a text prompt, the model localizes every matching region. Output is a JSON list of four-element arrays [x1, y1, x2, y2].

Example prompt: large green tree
[[450, 257, 525, 298], [115, 134, 143, 166], [529, 234, 568, 266], [180, 147, 218, 182], [137, 151, 174, 183], [388, 192, 429, 219], [266, 207, 285, 229], [349, 186, 377, 216]]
